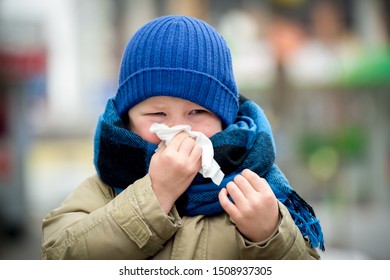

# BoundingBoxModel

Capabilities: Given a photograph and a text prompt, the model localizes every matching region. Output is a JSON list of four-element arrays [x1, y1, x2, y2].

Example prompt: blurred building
[[0, 0, 389, 259]]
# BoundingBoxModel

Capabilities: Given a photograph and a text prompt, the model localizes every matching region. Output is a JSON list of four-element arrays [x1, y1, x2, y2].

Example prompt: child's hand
[[149, 132, 202, 214], [218, 169, 280, 243]]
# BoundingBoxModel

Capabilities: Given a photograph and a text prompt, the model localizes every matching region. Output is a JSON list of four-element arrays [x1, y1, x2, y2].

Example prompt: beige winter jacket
[[41, 174, 320, 260]]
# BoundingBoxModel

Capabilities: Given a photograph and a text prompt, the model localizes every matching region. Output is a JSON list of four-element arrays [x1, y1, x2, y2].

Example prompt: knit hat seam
[[117, 67, 236, 97]]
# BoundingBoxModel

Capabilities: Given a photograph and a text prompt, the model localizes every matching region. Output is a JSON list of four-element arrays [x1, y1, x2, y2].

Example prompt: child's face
[[128, 96, 223, 145]]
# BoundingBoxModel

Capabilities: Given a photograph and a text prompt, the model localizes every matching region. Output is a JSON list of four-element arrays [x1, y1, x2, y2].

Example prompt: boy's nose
[[166, 116, 187, 127]]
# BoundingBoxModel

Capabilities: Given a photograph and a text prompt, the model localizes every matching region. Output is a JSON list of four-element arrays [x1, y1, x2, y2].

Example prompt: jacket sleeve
[[236, 201, 321, 259], [41, 174, 181, 259]]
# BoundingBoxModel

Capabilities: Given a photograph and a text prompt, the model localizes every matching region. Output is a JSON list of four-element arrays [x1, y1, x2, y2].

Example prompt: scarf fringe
[[280, 190, 325, 251]]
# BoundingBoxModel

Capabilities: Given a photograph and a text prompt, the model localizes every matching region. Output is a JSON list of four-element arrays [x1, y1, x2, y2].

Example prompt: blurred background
[[0, 0, 389, 260]]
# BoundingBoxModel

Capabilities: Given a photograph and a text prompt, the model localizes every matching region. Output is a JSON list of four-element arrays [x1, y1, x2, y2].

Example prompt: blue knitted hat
[[114, 15, 239, 126]]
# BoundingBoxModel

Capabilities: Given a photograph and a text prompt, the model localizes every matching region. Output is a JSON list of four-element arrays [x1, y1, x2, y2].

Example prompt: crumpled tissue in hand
[[149, 123, 224, 185]]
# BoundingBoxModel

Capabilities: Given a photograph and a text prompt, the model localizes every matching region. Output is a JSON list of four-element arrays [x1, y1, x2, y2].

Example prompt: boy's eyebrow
[[144, 103, 169, 111]]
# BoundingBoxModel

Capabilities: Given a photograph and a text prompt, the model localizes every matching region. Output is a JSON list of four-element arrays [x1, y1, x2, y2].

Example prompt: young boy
[[41, 15, 324, 259]]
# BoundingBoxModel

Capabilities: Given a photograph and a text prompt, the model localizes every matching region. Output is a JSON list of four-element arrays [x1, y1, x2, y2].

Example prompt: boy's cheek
[[141, 132, 161, 145], [131, 125, 161, 145]]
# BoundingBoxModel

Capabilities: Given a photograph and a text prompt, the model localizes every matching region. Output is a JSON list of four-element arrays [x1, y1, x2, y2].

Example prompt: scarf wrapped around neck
[[94, 95, 325, 250]]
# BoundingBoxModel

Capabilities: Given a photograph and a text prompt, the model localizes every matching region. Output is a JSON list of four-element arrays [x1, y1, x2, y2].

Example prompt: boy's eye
[[189, 109, 207, 115], [149, 112, 166, 116]]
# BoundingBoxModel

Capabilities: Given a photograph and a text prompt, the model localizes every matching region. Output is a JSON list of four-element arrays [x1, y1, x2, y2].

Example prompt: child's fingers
[[232, 173, 258, 199], [218, 187, 239, 217], [241, 169, 269, 193], [225, 180, 253, 211], [179, 136, 197, 155], [188, 144, 202, 165], [165, 132, 191, 152]]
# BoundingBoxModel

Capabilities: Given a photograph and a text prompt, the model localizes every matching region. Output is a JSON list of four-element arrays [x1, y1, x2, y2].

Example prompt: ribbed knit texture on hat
[[114, 15, 239, 126]]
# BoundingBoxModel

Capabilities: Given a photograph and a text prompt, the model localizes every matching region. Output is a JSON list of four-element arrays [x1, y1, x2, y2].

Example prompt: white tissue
[[149, 123, 224, 185]]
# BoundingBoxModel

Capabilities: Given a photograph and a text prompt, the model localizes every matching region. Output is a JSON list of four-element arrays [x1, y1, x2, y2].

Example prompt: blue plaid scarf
[[94, 95, 325, 250]]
